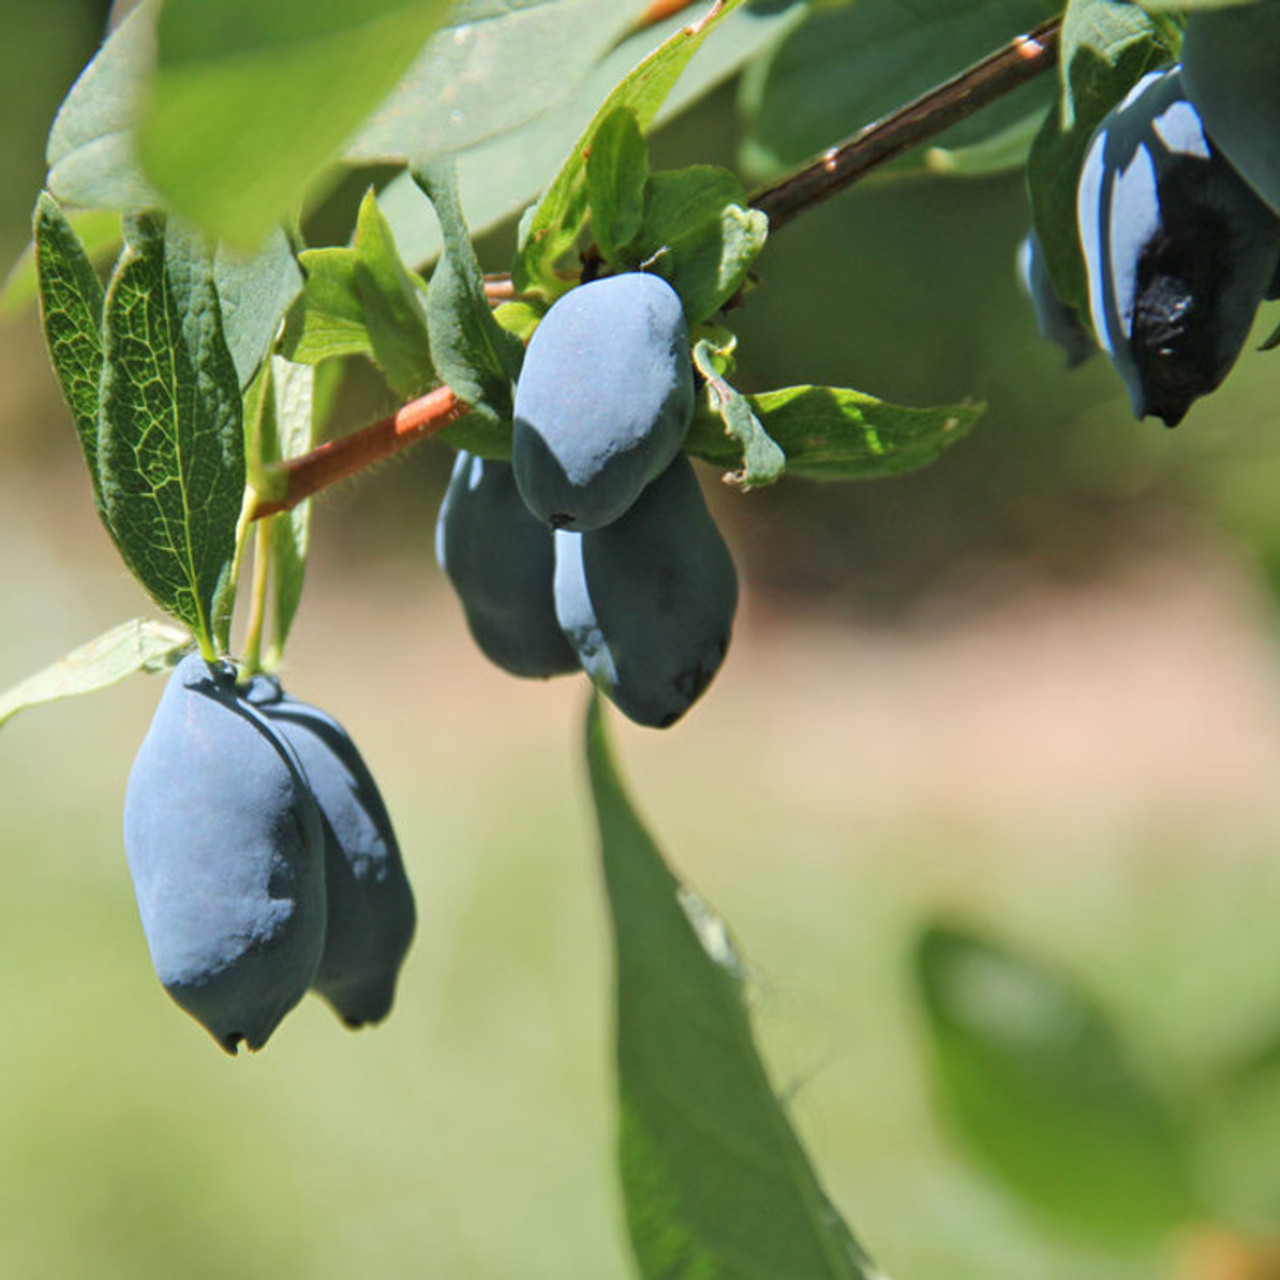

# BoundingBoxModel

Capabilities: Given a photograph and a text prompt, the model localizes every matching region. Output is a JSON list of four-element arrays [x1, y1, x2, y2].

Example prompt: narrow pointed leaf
[[915, 923, 1202, 1245], [415, 160, 523, 456], [586, 107, 650, 266], [685, 385, 981, 480], [99, 216, 245, 652], [4, 209, 121, 317], [33, 192, 107, 518], [353, 189, 434, 400], [586, 697, 876, 1280], [0, 619, 190, 729]]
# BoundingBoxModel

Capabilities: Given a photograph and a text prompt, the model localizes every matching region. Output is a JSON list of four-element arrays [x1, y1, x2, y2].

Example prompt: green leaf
[[3, 209, 121, 317], [1183, 1, 1280, 217], [33, 192, 107, 519], [0, 618, 190, 729], [415, 160, 523, 456], [586, 107, 650, 266], [1026, 0, 1166, 316], [691, 338, 785, 488], [213, 229, 304, 391], [635, 169, 768, 323], [921, 106, 1048, 178], [586, 697, 877, 1280], [915, 923, 1202, 1245], [371, 0, 801, 269], [259, 357, 315, 658], [99, 215, 246, 655], [686, 385, 981, 480], [513, 0, 747, 294], [353, 189, 434, 400], [45, 0, 160, 213], [348, 0, 636, 166], [738, 0, 1052, 179], [136, 0, 454, 247], [281, 246, 373, 366]]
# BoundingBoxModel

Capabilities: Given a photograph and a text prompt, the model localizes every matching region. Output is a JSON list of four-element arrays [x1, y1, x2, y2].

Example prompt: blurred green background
[[7, 3, 1280, 1278]]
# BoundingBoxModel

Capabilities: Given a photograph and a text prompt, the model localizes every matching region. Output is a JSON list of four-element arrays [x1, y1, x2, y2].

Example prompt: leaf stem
[[748, 16, 1062, 232], [241, 517, 273, 673], [249, 385, 469, 519]]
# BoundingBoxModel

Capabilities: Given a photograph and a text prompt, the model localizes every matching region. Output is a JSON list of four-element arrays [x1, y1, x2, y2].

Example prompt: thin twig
[[750, 17, 1062, 232], [250, 386, 469, 519]]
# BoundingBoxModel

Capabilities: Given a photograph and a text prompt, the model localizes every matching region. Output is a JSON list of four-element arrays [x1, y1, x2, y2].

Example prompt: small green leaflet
[[686, 384, 981, 481], [282, 247, 373, 366], [0, 618, 190, 729], [259, 357, 316, 658], [586, 697, 877, 1280], [691, 339, 785, 487], [135, 0, 455, 247], [99, 215, 246, 656], [213, 229, 305, 392], [585, 107, 650, 266], [915, 923, 1203, 1246], [1026, 0, 1167, 315], [33, 193, 106, 519], [513, 0, 746, 294], [415, 160, 523, 457], [353, 189, 434, 401]]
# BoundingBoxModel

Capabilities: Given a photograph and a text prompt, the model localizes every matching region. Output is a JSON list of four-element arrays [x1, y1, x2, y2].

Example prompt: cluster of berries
[[125, 655, 415, 1052], [1021, 61, 1280, 426], [437, 272, 738, 729]]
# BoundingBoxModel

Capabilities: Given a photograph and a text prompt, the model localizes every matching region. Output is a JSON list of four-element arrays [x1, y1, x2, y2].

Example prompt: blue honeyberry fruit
[[246, 678, 416, 1029], [1183, 2, 1280, 220], [1016, 230, 1097, 368], [512, 272, 695, 531], [553, 453, 738, 729], [123, 654, 327, 1053], [436, 450, 579, 678], [1076, 66, 1280, 426]]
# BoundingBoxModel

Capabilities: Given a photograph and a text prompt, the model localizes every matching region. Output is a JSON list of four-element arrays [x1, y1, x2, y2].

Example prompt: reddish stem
[[250, 386, 469, 519]]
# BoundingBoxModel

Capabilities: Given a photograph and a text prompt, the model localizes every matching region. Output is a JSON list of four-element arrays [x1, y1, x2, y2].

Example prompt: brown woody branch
[[250, 16, 1061, 521]]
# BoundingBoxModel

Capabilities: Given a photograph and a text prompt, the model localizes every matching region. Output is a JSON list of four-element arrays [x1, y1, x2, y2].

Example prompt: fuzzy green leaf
[[0, 618, 190, 729], [3, 209, 121, 317], [348, 0, 636, 166], [281, 247, 373, 366], [586, 698, 876, 1280], [691, 339, 785, 488], [354, 189, 434, 400], [99, 216, 245, 654], [586, 107, 650, 266], [915, 923, 1203, 1245], [686, 384, 980, 480], [136, 0, 454, 247], [213, 229, 304, 391], [513, 0, 746, 294], [625, 167, 768, 322], [415, 160, 522, 456], [44, 0, 160, 213], [1026, 0, 1167, 316], [33, 192, 107, 518]]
